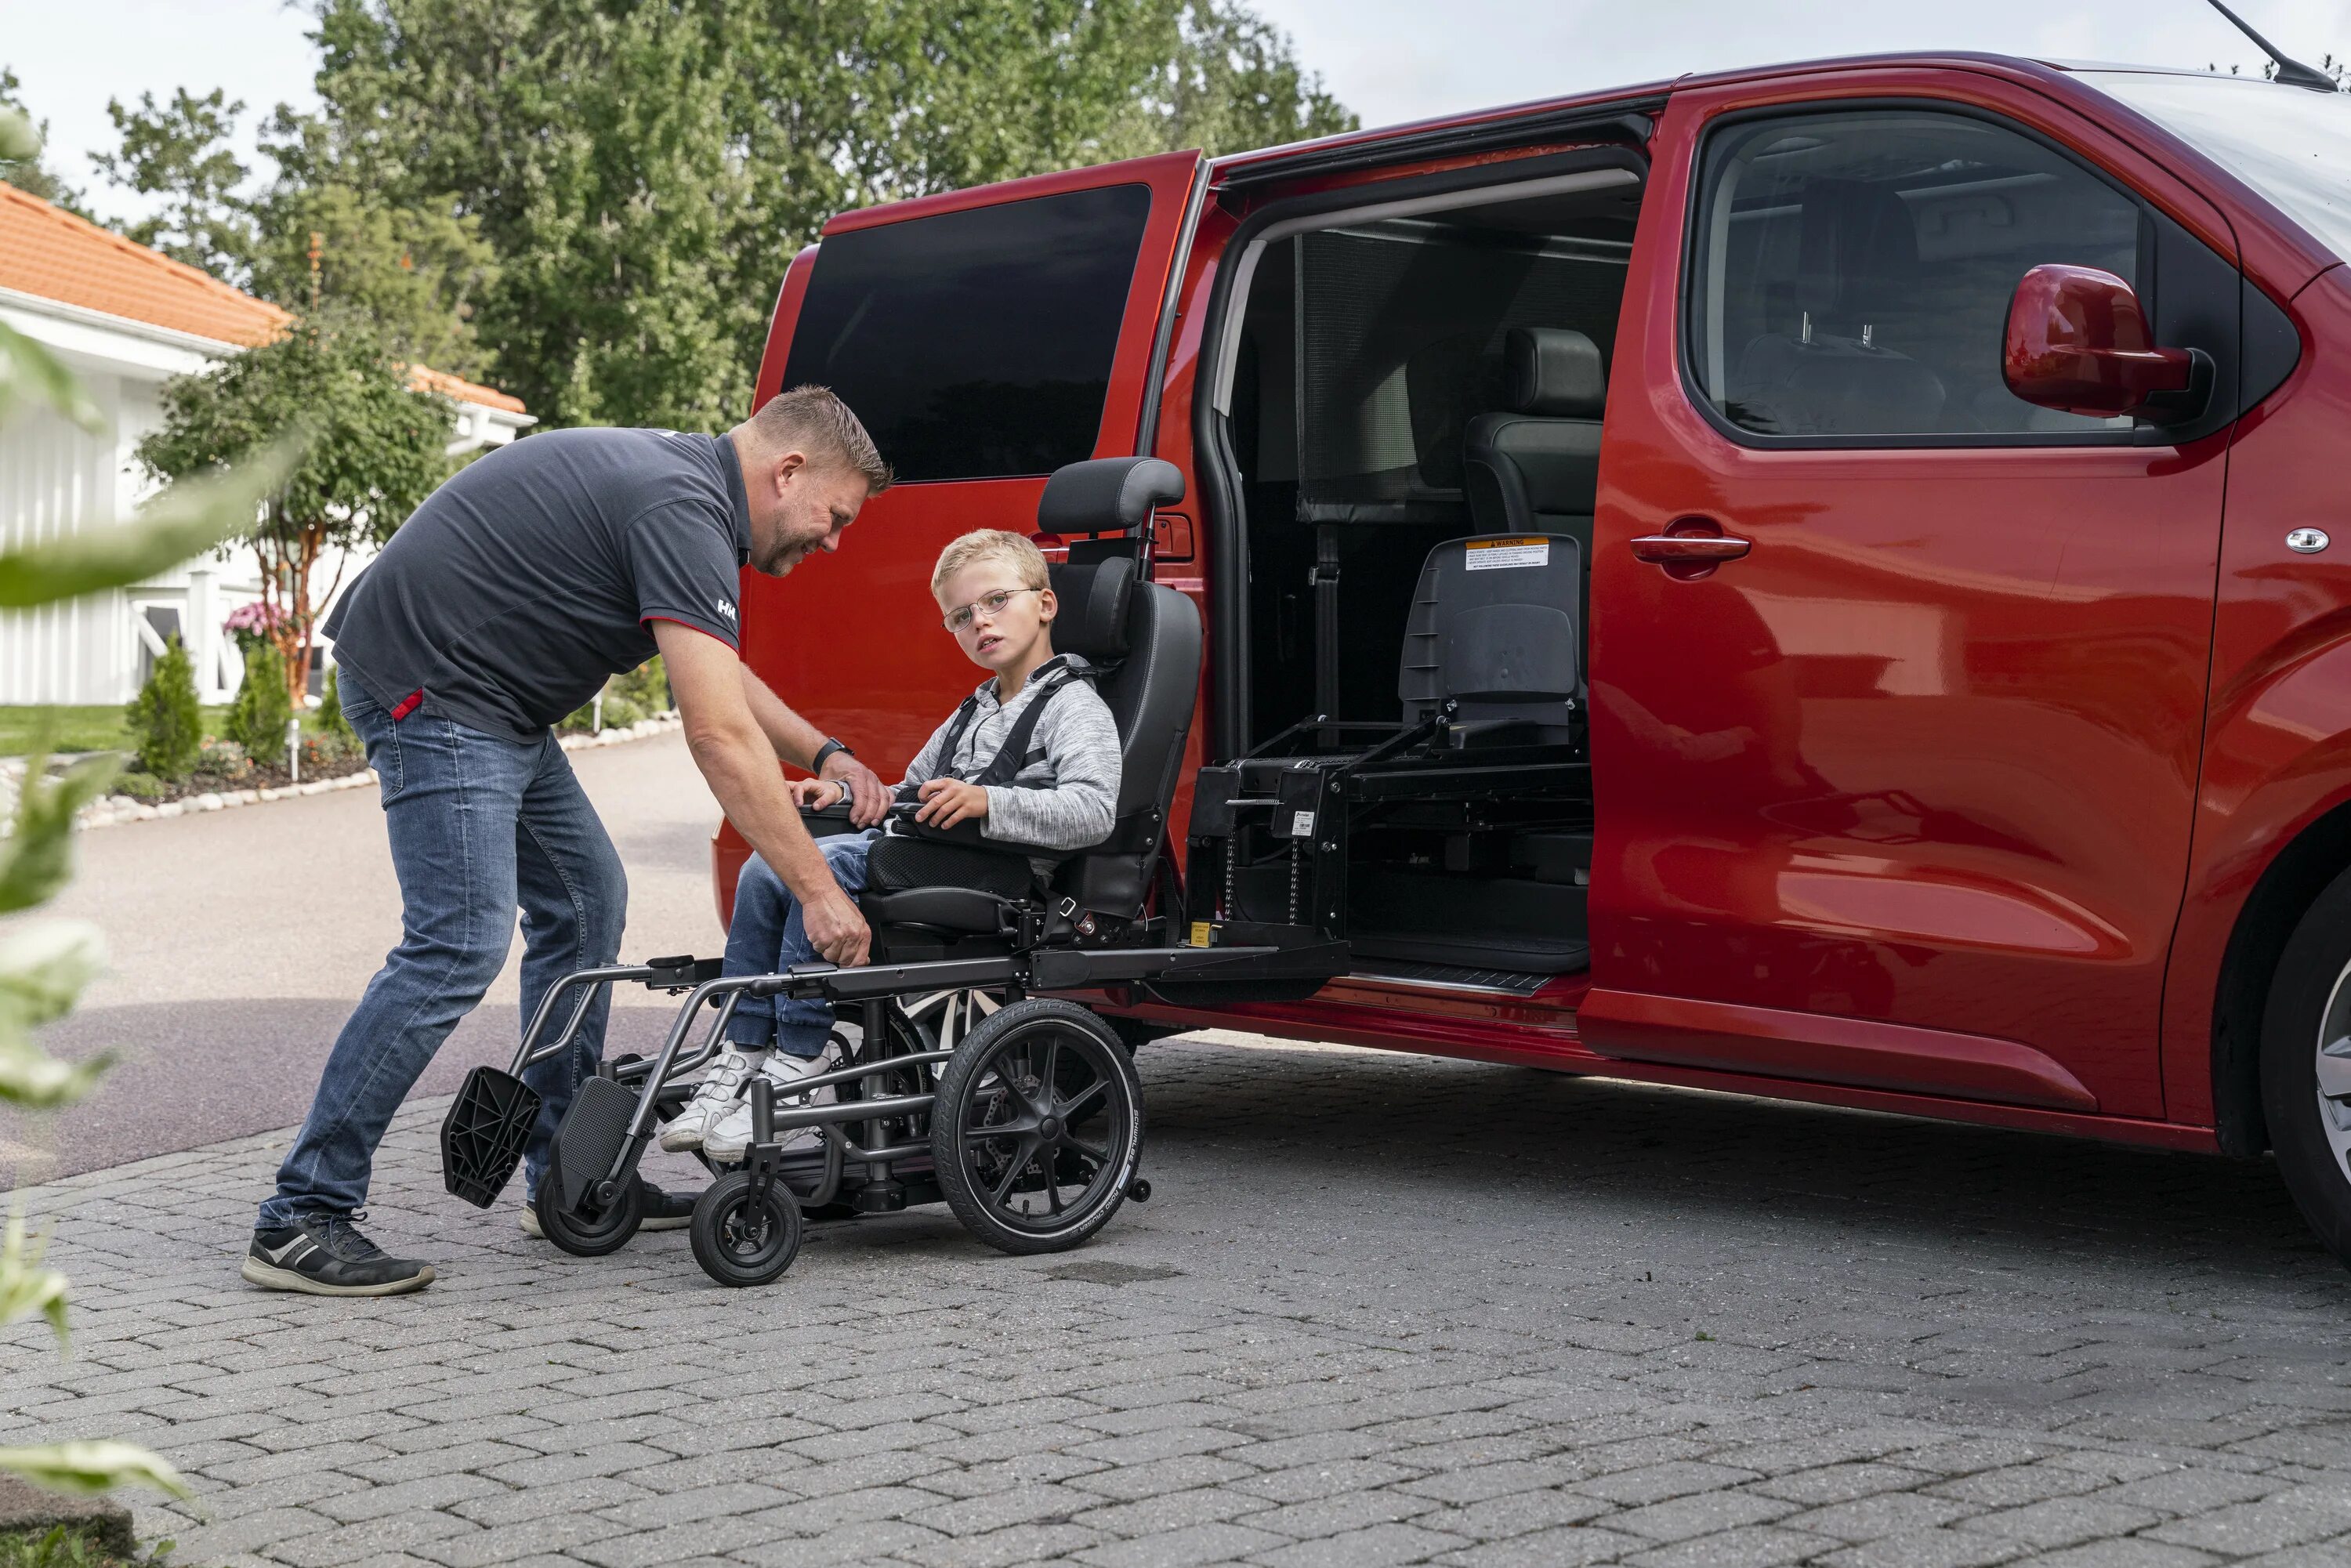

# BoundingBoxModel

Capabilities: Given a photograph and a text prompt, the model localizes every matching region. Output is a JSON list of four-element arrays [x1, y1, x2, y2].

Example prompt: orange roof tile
[[407, 363, 528, 415], [0, 179, 290, 347]]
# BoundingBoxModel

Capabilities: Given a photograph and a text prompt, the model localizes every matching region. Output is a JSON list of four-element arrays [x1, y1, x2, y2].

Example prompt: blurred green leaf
[[0, 753, 121, 917], [0, 1041, 113, 1112], [0, 436, 302, 609], [0, 921, 106, 1037], [0, 1206, 68, 1350], [0, 320, 105, 436], [0, 107, 38, 165], [0, 1442, 192, 1500]]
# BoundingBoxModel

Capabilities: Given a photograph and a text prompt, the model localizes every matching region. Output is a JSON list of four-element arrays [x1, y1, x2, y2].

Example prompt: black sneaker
[[638, 1179, 694, 1232], [242, 1212, 435, 1296]]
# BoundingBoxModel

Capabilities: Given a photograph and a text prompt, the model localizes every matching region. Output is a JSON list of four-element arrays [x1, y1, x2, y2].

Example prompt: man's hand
[[788, 777, 848, 809], [914, 777, 990, 830], [802, 886, 871, 967], [820, 751, 889, 827]]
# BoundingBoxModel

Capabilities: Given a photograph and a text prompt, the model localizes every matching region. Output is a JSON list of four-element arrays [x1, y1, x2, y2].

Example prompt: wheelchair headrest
[[1046, 553, 1135, 661], [1037, 457, 1184, 536]]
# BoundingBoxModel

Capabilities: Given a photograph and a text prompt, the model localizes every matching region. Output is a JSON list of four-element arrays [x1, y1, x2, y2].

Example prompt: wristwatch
[[811, 737, 852, 774]]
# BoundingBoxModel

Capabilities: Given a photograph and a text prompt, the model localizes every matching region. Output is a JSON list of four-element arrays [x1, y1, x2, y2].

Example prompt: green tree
[[125, 637, 202, 781], [224, 642, 295, 759], [0, 68, 89, 215], [92, 87, 257, 281], [301, 0, 1356, 431], [137, 317, 451, 706]]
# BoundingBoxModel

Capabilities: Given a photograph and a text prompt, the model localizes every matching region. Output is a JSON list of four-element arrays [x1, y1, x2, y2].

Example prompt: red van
[[721, 53, 2351, 1264]]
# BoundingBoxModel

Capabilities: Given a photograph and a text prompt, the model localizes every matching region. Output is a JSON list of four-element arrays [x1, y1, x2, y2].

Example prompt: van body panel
[[1583, 69, 2237, 1118], [2162, 263, 2351, 1124], [724, 50, 2351, 1154]]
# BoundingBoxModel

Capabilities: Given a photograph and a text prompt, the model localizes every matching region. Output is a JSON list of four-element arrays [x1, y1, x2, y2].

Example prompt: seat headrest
[[1505, 328, 1607, 418], [1037, 458, 1185, 536], [1045, 554, 1136, 661]]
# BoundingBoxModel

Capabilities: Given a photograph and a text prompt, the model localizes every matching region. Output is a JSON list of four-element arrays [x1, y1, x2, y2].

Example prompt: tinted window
[[781, 184, 1153, 483], [1689, 110, 2145, 441]]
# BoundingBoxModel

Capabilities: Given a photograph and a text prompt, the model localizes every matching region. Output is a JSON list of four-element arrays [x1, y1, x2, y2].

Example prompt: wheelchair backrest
[[1038, 458, 1201, 924]]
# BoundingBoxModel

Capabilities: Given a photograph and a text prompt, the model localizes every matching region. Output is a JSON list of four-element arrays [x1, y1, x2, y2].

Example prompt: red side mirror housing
[[2004, 264, 2199, 418]]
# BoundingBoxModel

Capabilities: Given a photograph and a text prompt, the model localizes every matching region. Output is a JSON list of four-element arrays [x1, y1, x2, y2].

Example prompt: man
[[243, 386, 893, 1297]]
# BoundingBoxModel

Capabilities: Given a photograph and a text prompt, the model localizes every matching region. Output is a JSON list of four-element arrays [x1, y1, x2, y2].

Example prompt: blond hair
[[741, 385, 893, 493], [931, 529, 1049, 597]]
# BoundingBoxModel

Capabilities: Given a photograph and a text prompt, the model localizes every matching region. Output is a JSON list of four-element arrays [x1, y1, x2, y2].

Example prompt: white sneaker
[[702, 1040, 843, 1164], [659, 1043, 770, 1152]]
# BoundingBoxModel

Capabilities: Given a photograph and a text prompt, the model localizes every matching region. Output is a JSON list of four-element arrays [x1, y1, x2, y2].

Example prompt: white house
[[0, 180, 534, 705]]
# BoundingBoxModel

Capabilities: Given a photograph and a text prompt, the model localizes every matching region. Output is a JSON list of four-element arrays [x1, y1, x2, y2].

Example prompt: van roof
[[1203, 51, 2272, 185]]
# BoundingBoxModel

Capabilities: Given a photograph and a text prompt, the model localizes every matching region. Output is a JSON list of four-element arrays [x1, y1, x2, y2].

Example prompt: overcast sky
[[8, 0, 2351, 226]]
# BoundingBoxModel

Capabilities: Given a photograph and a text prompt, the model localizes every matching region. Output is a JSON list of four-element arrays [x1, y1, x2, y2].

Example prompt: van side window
[[781, 184, 1153, 483], [1688, 109, 2146, 442]]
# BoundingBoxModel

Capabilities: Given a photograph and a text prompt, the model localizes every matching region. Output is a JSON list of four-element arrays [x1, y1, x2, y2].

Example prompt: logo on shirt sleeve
[[715, 597, 737, 624]]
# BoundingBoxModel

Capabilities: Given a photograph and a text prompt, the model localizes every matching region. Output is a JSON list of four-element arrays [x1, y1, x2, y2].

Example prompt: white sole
[[241, 1256, 434, 1296], [657, 1125, 707, 1153]]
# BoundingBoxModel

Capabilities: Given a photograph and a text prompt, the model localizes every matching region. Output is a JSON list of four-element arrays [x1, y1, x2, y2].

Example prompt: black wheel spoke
[[964, 1119, 1034, 1146], [1045, 1168, 1065, 1215], [1040, 1034, 1062, 1099], [990, 1136, 1040, 1206], [1067, 1134, 1110, 1163], [1060, 1078, 1107, 1120]]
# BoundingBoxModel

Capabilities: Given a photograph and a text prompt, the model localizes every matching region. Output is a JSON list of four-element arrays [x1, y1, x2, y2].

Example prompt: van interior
[[1183, 162, 1645, 994]]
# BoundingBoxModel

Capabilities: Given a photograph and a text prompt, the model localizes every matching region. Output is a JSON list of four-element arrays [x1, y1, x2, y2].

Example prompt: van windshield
[[2088, 70, 2351, 262]]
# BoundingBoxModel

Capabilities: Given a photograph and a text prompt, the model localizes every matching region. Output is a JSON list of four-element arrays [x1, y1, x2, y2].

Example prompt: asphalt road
[[2, 732, 726, 1186]]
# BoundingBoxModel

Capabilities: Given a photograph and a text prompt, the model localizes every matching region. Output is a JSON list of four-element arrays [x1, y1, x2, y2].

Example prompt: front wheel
[[690, 1171, 803, 1287], [932, 998, 1145, 1255], [2262, 862, 2351, 1269]]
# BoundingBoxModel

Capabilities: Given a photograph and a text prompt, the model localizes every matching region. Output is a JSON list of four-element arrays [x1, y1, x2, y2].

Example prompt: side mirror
[[2004, 264, 2208, 420]]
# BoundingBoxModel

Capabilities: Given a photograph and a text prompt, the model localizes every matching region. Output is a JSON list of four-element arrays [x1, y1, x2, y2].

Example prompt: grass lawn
[[0, 1525, 162, 1568], [0, 704, 346, 758]]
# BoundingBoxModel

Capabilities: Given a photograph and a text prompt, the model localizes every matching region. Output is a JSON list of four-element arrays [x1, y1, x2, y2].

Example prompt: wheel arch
[[2212, 797, 2351, 1156]]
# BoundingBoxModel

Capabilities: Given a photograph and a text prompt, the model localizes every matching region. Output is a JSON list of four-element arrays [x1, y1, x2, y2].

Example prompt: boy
[[665, 529, 1122, 1161]]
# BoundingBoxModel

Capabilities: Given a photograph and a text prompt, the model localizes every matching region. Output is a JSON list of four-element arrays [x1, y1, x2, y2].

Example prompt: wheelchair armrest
[[885, 801, 1065, 862], [798, 801, 857, 835]]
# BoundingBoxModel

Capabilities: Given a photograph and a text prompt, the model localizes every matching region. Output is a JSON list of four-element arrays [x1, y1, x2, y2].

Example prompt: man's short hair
[[931, 530, 1049, 597], [747, 385, 893, 494]]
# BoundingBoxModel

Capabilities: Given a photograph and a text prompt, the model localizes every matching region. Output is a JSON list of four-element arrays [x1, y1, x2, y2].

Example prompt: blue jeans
[[723, 834, 873, 1059], [257, 676, 626, 1229]]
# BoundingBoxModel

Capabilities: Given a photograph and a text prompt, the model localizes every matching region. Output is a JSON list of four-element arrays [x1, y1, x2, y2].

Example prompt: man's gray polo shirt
[[324, 428, 751, 743]]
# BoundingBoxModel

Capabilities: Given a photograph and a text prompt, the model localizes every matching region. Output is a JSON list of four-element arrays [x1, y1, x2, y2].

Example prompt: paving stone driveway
[[8, 1029, 2351, 1568]]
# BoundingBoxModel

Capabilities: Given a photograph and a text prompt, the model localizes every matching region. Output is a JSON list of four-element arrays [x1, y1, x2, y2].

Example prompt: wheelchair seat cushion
[[864, 833, 1036, 901]]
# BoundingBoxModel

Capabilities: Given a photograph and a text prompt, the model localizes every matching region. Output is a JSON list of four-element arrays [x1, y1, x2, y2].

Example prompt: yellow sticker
[[1189, 921, 1213, 947]]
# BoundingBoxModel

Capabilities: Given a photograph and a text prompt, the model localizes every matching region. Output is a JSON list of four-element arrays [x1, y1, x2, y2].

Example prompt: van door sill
[[1347, 960, 1557, 996]]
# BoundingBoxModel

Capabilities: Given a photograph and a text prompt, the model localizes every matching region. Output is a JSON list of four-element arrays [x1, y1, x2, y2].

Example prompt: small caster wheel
[[690, 1171, 803, 1287], [1126, 1179, 1153, 1203], [534, 1172, 643, 1258]]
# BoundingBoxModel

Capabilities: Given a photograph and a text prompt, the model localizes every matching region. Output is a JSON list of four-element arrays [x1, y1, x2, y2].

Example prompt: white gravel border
[[2, 714, 682, 834]]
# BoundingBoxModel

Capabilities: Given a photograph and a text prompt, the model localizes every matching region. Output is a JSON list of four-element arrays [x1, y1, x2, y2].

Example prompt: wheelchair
[[437, 457, 1346, 1287]]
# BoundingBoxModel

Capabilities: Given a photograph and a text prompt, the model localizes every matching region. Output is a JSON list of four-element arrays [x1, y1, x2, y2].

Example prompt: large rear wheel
[[932, 998, 1143, 1255]]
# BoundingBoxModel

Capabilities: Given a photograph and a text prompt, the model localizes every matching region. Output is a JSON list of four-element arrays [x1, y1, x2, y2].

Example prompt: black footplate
[[441, 1066, 542, 1209], [552, 1075, 641, 1213]]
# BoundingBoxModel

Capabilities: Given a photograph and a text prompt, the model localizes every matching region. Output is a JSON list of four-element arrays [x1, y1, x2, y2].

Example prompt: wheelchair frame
[[441, 932, 1343, 1287]]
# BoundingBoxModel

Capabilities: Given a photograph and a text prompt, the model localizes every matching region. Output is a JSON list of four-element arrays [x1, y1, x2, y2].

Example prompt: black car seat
[[1396, 533, 1581, 748], [1462, 327, 1607, 568], [859, 458, 1201, 951]]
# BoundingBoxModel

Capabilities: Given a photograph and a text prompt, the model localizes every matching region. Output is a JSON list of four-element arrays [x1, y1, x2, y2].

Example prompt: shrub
[[113, 772, 167, 802], [614, 655, 669, 715], [319, 664, 354, 741], [299, 733, 359, 775], [125, 637, 201, 781], [192, 739, 252, 783], [224, 643, 294, 759], [600, 694, 646, 730]]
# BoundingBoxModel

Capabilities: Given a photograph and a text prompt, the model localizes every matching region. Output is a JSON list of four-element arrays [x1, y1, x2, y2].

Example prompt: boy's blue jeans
[[723, 833, 875, 1059], [257, 675, 625, 1229]]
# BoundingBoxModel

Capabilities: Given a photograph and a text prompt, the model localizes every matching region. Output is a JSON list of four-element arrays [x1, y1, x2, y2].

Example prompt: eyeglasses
[[941, 587, 1040, 633]]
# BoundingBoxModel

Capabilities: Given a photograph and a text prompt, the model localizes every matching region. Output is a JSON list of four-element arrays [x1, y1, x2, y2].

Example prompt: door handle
[[1629, 534, 1751, 564]]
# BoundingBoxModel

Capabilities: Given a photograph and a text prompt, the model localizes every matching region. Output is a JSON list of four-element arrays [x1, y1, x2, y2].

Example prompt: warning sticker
[[1465, 537, 1550, 570], [1189, 921, 1213, 947], [1290, 810, 1317, 839]]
